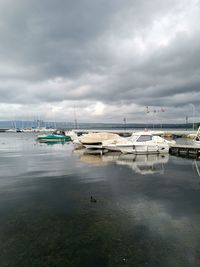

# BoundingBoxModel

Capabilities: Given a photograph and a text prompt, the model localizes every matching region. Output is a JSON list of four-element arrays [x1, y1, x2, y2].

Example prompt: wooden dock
[[170, 144, 200, 157]]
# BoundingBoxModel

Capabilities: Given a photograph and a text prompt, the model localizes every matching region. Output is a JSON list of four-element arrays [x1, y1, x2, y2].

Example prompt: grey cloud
[[0, 0, 200, 122]]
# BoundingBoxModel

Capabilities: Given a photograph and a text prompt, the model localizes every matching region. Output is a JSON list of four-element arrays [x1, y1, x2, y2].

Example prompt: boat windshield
[[129, 135, 152, 142], [136, 135, 152, 142], [128, 135, 139, 142]]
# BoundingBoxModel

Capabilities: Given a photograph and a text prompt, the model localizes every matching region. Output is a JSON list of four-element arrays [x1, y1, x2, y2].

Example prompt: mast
[[74, 105, 78, 129]]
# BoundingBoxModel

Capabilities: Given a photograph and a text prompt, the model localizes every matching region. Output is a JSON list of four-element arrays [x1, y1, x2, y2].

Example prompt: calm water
[[0, 133, 200, 267]]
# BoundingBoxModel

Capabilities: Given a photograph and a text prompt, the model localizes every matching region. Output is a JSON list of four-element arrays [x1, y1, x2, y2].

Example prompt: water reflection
[[36, 141, 67, 145], [193, 160, 200, 177], [74, 149, 169, 175], [1, 134, 200, 266], [116, 154, 169, 175]]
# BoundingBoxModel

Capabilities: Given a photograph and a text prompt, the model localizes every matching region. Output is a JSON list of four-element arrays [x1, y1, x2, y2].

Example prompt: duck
[[90, 196, 97, 203]]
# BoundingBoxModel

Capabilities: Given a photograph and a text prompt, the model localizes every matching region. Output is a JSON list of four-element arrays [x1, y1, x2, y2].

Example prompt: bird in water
[[90, 196, 97, 203]]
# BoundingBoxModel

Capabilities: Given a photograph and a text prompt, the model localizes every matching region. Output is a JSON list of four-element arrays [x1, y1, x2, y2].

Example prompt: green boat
[[36, 133, 71, 143]]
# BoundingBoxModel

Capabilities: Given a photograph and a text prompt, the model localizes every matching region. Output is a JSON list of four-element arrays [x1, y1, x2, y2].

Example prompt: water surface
[[0, 133, 200, 267]]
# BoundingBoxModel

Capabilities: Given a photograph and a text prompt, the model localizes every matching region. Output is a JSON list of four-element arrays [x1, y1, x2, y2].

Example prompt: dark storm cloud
[[0, 0, 200, 121], [0, 0, 121, 77]]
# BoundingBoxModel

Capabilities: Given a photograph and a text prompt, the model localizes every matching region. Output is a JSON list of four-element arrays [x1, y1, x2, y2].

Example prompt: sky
[[0, 0, 200, 124]]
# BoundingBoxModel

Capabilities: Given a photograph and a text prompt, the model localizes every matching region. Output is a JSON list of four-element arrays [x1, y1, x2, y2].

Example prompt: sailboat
[[5, 120, 21, 132]]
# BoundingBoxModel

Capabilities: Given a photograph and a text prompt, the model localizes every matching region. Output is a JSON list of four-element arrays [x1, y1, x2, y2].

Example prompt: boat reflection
[[74, 149, 169, 175], [73, 148, 113, 166], [115, 153, 169, 175], [36, 140, 68, 145]]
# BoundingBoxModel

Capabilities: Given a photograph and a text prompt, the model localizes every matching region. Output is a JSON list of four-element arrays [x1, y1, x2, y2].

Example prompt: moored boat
[[79, 132, 121, 149], [103, 131, 174, 154], [36, 130, 71, 143]]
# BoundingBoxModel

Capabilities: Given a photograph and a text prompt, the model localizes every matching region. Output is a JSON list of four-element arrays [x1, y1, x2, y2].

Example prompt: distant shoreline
[[0, 120, 199, 131]]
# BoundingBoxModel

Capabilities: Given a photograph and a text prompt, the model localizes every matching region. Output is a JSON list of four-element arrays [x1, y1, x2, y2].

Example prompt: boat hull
[[193, 140, 200, 146], [83, 144, 103, 149], [104, 143, 169, 154], [37, 134, 71, 142]]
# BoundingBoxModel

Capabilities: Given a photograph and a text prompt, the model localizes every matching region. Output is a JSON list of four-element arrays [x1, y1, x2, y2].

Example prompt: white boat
[[64, 130, 78, 141], [193, 126, 200, 145], [5, 128, 22, 133], [79, 132, 121, 149], [103, 131, 174, 154], [5, 128, 18, 133]]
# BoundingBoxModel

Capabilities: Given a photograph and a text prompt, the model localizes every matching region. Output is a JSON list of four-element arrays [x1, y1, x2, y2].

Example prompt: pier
[[170, 144, 200, 157]]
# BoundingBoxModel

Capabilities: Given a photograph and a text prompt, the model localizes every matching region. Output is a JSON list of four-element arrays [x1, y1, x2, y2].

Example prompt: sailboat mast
[[74, 105, 78, 129]]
